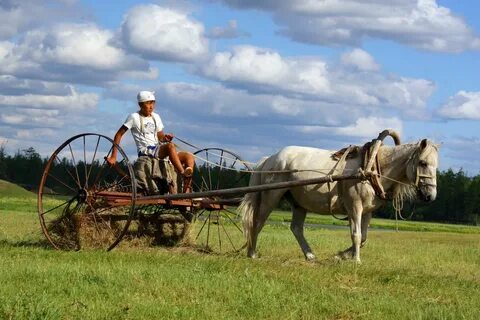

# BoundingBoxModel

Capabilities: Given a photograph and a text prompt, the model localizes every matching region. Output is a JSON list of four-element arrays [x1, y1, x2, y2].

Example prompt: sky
[[0, 0, 479, 174]]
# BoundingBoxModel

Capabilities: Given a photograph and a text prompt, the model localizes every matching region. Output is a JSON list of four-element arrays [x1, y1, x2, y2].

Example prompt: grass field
[[1, 180, 479, 319]]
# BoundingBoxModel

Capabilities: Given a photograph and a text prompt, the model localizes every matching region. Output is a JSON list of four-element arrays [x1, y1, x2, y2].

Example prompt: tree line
[[0, 146, 479, 225]]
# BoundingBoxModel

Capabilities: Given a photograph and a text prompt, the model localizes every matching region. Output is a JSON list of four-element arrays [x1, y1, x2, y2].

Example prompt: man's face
[[139, 100, 155, 116]]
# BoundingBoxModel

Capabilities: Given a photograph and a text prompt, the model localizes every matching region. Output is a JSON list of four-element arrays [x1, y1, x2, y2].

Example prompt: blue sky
[[1, 0, 479, 173]]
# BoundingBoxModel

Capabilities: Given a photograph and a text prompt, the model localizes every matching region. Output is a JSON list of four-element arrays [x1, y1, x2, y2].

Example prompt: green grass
[[269, 211, 480, 234], [1, 180, 480, 319], [1, 209, 479, 319]]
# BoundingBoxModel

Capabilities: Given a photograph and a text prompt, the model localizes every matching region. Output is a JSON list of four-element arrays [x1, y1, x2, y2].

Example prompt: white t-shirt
[[123, 112, 164, 156]]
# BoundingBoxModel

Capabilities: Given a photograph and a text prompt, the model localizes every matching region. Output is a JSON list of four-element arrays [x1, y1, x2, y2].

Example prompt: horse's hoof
[[305, 253, 316, 261]]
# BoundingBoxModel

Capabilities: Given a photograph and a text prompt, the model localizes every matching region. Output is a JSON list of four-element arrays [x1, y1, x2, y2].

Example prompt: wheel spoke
[[83, 136, 88, 188], [206, 150, 212, 190], [220, 218, 237, 251], [40, 196, 76, 216], [68, 143, 82, 189], [47, 172, 78, 194], [217, 212, 222, 251], [222, 208, 243, 233], [195, 212, 210, 241], [216, 150, 224, 190], [86, 136, 101, 184], [54, 156, 81, 190], [206, 213, 211, 248], [91, 147, 113, 188], [195, 209, 207, 220]]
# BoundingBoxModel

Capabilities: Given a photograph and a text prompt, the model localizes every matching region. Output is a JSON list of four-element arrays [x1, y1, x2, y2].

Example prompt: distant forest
[[1, 146, 479, 226]]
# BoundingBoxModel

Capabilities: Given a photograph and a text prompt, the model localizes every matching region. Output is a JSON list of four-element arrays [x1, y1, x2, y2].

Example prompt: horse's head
[[406, 139, 439, 202]]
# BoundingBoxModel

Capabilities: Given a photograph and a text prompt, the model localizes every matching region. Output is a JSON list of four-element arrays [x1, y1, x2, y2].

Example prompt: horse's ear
[[420, 139, 428, 149]]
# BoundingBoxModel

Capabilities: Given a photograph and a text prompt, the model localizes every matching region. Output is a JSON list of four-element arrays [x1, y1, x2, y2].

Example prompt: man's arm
[[106, 125, 128, 165]]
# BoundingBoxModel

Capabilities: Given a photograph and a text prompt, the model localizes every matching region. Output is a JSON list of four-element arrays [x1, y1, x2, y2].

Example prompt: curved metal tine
[[192, 179, 202, 193], [68, 143, 82, 189], [199, 174, 209, 192], [70, 201, 85, 217], [86, 135, 101, 185], [206, 150, 212, 190], [91, 145, 114, 187], [230, 171, 251, 190], [216, 150, 224, 190], [222, 208, 243, 233], [94, 172, 130, 193], [192, 170, 208, 193], [53, 156, 81, 191], [195, 211, 210, 240], [219, 218, 237, 252], [40, 196, 77, 216], [85, 203, 118, 216]]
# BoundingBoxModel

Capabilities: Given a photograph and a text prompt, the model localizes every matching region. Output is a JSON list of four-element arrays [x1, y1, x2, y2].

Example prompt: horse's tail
[[239, 157, 268, 251]]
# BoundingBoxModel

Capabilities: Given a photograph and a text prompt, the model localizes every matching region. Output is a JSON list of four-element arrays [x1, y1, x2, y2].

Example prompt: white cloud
[[121, 4, 209, 62], [215, 0, 480, 52], [437, 91, 480, 120], [208, 20, 250, 39], [197, 45, 434, 113], [297, 116, 403, 139], [0, 24, 154, 85], [0, 0, 86, 40], [334, 116, 403, 138], [0, 87, 98, 110], [340, 49, 380, 71]]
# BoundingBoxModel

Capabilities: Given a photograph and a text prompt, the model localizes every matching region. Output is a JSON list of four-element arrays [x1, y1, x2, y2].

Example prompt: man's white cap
[[137, 91, 155, 103]]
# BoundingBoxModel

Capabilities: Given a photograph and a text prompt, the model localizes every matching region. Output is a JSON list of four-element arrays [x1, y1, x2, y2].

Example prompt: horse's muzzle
[[417, 186, 436, 202]]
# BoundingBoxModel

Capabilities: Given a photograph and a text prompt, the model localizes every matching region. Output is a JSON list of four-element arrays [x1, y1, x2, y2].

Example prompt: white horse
[[240, 136, 439, 263]]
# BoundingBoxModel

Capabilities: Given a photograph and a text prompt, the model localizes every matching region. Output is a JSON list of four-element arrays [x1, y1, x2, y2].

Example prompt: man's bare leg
[[158, 143, 186, 174], [158, 144, 195, 192], [179, 151, 195, 193]]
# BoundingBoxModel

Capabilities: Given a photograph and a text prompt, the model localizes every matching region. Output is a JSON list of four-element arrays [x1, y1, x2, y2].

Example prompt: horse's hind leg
[[290, 206, 316, 261], [247, 190, 285, 258], [360, 212, 372, 248]]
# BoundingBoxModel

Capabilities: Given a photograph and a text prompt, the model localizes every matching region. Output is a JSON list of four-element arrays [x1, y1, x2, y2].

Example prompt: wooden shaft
[[139, 172, 363, 201]]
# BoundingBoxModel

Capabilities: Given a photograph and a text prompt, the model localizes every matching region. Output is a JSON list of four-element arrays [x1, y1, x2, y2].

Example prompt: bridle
[[409, 146, 437, 189]]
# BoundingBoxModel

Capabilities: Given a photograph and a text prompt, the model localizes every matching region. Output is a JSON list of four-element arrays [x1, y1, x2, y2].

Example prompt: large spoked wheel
[[191, 148, 251, 254], [37, 133, 137, 251]]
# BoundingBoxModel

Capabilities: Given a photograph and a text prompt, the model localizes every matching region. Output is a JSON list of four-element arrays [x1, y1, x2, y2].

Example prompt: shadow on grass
[[0, 238, 52, 249]]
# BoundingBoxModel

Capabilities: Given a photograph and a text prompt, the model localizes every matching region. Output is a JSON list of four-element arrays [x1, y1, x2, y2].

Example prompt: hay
[[45, 210, 191, 250]]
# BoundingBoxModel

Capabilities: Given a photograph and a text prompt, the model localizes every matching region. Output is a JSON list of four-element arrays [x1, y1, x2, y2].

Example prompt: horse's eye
[[419, 160, 428, 167]]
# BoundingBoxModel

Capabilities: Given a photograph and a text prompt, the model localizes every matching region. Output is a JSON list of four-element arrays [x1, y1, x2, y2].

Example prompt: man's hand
[[164, 133, 174, 142], [106, 156, 116, 167]]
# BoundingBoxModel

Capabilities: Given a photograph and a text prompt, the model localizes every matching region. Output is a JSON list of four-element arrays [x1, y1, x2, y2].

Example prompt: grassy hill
[[0, 179, 36, 198], [0, 179, 37, 211]]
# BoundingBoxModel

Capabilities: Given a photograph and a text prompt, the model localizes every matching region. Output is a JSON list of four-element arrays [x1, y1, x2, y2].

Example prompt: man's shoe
[[183, 167, 193, 177]]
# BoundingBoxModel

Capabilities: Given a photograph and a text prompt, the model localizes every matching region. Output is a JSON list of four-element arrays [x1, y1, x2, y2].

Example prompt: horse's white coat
[[240, 140, 439, 263]]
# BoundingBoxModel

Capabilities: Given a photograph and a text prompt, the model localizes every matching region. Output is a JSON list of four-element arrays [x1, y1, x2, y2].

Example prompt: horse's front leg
[[290, 206, 316, 261], [336, 206, 369, 262], [349, 200, 363, 263]]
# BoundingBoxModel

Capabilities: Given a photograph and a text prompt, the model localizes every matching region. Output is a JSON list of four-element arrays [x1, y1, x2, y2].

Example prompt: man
[[107, 90, 195, 194]]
